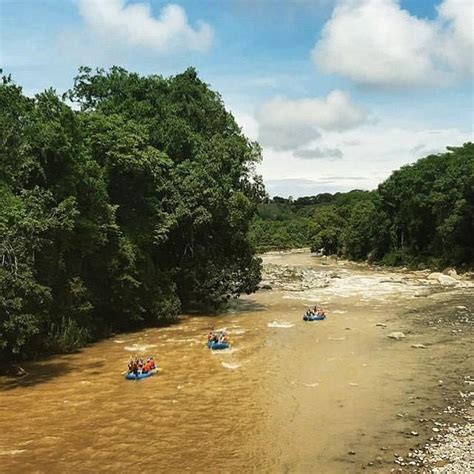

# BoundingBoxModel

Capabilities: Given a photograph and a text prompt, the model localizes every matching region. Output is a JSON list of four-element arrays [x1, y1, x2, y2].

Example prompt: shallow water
[[1, 253, 472, 473]]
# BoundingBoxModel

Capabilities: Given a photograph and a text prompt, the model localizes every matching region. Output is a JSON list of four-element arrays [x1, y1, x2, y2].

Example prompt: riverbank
[[255, 244, 474, 275], [397, 296, 473, 473], [259, 251, 474, 294], [259, 250, 474, 473]]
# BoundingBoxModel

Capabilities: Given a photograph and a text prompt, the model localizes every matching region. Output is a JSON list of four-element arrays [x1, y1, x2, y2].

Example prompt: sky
[[1, 0, 473, 197]]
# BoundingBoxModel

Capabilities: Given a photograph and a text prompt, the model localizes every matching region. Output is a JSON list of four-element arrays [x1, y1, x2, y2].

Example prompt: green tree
[[309, 206, 346, 255], [1, 67, 264, 366]]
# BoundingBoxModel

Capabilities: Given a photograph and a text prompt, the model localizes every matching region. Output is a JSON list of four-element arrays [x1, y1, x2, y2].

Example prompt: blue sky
[[1, 0, 473, 196]]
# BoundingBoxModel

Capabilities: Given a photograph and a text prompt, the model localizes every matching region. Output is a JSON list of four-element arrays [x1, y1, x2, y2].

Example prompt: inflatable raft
[[303, 315, 326, 321], [124, 368, 158, 380], [207, 341, 229, 350]]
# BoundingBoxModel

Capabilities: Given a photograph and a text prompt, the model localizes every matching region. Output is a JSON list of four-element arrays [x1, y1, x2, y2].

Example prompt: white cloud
[[77, 0, 213, 53], [255, 90, 367, 150], [294, 147, 343, 159], [312, 0, 474, 87], [437, 0, 474, 76], [257, 124, 473, 196]]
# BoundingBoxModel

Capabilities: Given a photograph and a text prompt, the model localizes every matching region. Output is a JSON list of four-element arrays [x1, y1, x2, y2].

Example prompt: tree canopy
[[0, 68, 263, 364]]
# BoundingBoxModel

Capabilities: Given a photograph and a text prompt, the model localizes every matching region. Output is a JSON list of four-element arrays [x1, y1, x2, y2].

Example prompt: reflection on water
[[1, 253, 472, 473]]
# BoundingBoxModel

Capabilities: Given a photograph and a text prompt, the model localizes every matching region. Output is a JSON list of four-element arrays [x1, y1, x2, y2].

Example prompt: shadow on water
[[184, 298, 267, 317], [0, 355, 106, 392], [224, 298, 267, 314], [0, 297, 267, 390]]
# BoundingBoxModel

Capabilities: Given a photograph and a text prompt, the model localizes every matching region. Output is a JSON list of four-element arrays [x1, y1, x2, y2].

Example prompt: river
[[1, 251, 473, 473]]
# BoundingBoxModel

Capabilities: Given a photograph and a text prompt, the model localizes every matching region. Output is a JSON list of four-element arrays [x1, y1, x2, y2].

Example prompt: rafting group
[[303, 306, 327, 321], [207, 330, 230, 350], [125, 306, 326, 379], [125, 356, 157, 380]]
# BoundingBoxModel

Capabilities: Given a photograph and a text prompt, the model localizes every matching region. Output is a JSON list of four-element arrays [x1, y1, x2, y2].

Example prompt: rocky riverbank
[[259, 251, 474, 473], [407, 413, 473, 473], [396, 299, 474, 473], [259, 254, 474, 294]]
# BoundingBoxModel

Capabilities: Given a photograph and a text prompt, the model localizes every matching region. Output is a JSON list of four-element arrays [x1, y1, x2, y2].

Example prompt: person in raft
[[127, 356, 156, 375], [316, 307, 326, 317], [208, 330, 228, 344], [305, 306, 326, 318]]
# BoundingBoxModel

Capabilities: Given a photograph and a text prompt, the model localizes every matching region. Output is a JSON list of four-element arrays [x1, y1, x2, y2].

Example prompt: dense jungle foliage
[[250, 143, 474, 268], [0, 67, 264, 364]]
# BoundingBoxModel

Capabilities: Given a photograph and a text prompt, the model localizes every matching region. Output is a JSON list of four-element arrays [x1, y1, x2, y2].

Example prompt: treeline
[[249, 143, 474, 268], [0, 67, 264, 365], [248, 190, 371, 251]]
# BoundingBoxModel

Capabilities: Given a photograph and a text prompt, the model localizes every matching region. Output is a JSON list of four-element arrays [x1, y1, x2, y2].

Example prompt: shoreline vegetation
[[249, 143, 474, 273], [1, 66, 472, 377]]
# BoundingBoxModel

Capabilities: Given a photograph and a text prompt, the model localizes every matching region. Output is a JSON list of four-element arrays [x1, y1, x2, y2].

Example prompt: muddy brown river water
[[1, 252, 473, 473]]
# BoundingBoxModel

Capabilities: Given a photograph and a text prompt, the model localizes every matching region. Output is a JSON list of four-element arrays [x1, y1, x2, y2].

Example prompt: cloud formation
[[257, 124, 472, 197], [294, 147, 343, 159], [312, 0, 473, 87], [256, 90, 367, 150], [77, 0, 213, 53]]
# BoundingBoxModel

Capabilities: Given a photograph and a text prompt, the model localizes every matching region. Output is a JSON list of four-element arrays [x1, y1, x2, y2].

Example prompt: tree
[[0, 67, 264, 365], [309, 206, 346, 255]]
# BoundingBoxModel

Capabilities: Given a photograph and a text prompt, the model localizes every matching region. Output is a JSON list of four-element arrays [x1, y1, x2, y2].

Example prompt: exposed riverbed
[[1, 251, 473, 473]]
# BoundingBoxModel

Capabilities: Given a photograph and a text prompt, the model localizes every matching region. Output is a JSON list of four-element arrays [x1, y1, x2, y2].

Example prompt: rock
[[442, 267, 458, 277], [259, 284, 272, 290], [411, 343, 427, 349], [438, 274, 459, 286], [414, 291, 430, 297], [427, 272, 459, 286], [388, 332, 406, 340], [348, 451, 356, 455], [376, 323, 387, 328], [411, 431, 419, 436], [456, 305, 467, 310], [432, 427, 440, 432]]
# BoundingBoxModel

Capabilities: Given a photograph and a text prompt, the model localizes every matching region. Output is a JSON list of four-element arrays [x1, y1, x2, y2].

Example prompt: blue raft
[[207, 340, 229, 350], [303, 315, 326, 321], [124, 368, 158, 380]]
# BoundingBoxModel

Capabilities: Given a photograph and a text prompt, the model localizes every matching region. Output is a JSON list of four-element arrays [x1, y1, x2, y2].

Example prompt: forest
[[250, 144, 474, 268], [1, 67, 473, 367], [0, 67, 264, 365]]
